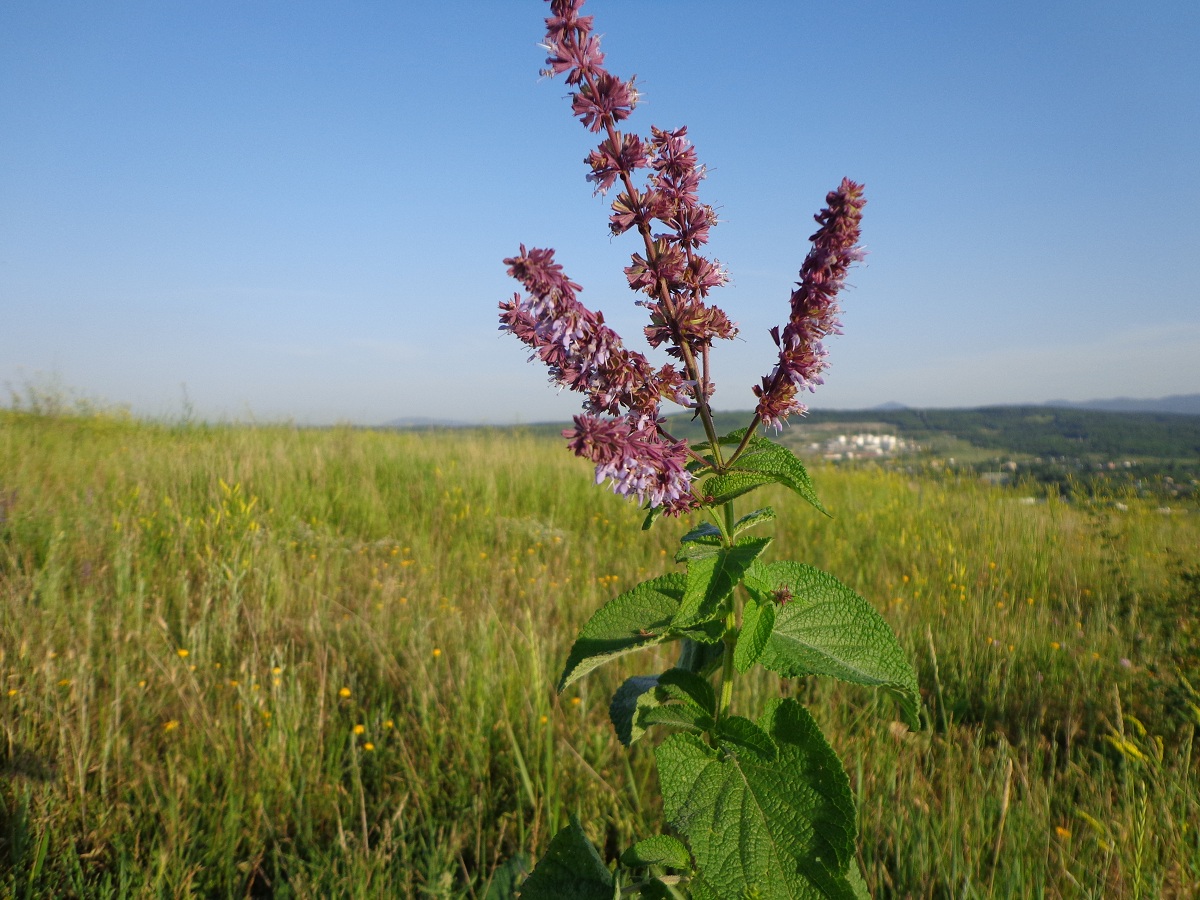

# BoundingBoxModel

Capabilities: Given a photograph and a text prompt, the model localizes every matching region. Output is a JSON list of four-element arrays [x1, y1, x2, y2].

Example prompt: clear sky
[[3, 1, 1198, 425]]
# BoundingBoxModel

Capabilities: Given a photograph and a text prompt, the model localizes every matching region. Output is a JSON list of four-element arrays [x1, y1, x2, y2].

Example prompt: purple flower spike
[[564, 414, 695, 513], [754, 178, 866, 429]]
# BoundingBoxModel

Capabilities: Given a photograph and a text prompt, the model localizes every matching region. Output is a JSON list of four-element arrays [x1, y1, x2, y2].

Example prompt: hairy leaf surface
[[735, 597, 775, 673], [621, 834, 693, 871], [558, 574, 684, 691], [656, 698, 858, 899], [747, 561, 920, 728], [676, 537, 772, 628], [518, 817, 613, 900]]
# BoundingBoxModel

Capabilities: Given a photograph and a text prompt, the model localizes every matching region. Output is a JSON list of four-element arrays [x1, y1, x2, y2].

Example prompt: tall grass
[[1, 410, 1197, 897]]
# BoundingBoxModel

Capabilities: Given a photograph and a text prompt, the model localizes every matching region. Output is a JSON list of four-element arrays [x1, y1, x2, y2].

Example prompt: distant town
[[803, 431, 914, 461]]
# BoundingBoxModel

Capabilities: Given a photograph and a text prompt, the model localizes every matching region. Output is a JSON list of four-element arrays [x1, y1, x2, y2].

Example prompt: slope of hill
[[658, 406, 1200, 461]]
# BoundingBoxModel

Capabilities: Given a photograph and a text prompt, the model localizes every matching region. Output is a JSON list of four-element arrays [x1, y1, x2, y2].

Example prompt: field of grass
[[2, 409, 1198, 897]]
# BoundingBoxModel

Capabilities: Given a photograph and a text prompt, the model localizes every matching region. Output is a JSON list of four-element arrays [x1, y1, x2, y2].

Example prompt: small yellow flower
[[339, 687, 352, 698], [58, 679, 71, 687], [273, 677, 282, 687], [353, 724, 365, 735], [432, 648, 442, 658], [176, 648, 189, 659], [539, 714, 549, 725], [384, 719, 394, 730], [363, 742, 375, 751], [1050, 641, 1061, 651], [163, 720, 180, 732], [229, 679, 239, 687], [6, 689, 17, 697], [1055, 826, 1071, 839], [272, 666, 282, 675], [570, 697, 582, 707]]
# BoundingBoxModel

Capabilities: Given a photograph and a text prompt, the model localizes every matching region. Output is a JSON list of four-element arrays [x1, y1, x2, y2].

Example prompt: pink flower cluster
[[502, 0, 866, 507], [499, 246, 694, 511], [753, 179, 867, 429], [542, 0, 736, 372]]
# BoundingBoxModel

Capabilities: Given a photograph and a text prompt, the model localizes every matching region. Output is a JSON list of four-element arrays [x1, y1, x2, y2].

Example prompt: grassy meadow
[[1, 409, 1198, 897]]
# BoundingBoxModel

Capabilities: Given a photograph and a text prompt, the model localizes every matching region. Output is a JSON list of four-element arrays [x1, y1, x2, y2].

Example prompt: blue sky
[[2, 1, 1197, 424]]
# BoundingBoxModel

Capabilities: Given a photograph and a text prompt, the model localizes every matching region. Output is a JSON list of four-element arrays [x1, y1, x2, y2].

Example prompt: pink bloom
[[564, 414, 695, 511], [754, 179, 866, 428]]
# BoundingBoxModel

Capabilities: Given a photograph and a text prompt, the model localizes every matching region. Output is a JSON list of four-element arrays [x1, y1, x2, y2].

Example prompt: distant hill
[[657, 405, 1200, 461], [1042, 394, 1200, 416]]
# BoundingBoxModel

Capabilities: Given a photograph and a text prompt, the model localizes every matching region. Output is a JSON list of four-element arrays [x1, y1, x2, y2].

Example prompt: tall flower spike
[[754, 178, 866, 429]]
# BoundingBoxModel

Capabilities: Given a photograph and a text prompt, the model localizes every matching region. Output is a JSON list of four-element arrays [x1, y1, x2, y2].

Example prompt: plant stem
[[716, 499, 737, 723]]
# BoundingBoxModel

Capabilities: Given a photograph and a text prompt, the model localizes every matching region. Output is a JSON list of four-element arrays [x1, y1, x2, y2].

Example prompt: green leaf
[[681, 522, 723, 543], [484, 852, 530, 900], [749, 562, 921, 729], [656, 698, 859, 899], [674, 534, 723, 563], [621, 834, 692, 870], [715, 715, 777, 761], [676, 537, 772, 628], [558, 574, 685, 692], [734, 598, 775, 674], [609, 675, 661, 747], [675, 637, 726, 675], [641, 703, 714, 734], [519, 817, 613, 900], [724, 441, 828, 517], [657, 668, 717, 716], [846, 861, 871, 900], [610, 669, 718, 747], [733, 506, 777, 536], [701, 470, 775, 506], [638, 879, 679, 900]]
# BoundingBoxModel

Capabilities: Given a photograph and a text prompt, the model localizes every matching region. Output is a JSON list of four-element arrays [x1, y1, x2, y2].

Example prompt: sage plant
[[500, 3, 918, 896]]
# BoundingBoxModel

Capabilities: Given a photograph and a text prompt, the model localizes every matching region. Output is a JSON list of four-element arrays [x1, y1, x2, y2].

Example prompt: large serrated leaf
[[676, 537, 772, 628], [749, 561, 921, 729], [558, 574, 684, 691], [734, 598, 775, 674], [656, 698, 859, 899], [725, 441, 828, 517], [620, 834, 693, 871], [518, 817, 613, 900]]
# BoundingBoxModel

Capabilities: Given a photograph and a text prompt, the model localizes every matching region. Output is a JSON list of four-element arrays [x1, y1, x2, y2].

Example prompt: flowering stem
[[577, 65, 726, 469]]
